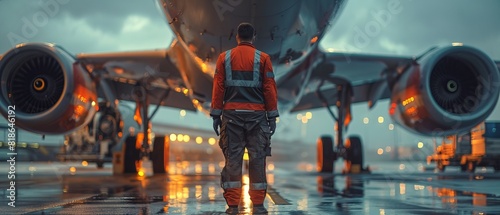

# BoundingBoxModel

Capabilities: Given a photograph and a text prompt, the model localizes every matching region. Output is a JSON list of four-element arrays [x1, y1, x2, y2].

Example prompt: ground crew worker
[[210, 22, 278, 214]]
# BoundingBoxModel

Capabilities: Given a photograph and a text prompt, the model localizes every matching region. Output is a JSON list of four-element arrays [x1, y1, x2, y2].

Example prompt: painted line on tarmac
[[267, 185, 291, 205]]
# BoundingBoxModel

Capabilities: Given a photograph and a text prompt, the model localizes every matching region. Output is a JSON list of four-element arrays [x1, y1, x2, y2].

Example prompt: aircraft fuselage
[[157, 0, 346, 79]]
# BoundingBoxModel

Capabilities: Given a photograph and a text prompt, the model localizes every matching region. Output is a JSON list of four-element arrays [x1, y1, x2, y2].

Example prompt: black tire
[[460, 164, 467, 172], [317, 136, 335, 173], [96, 160, 104, 169], [123, 136, 140, 173], [466, 162, 476, 173], [346, 136, 363, 166], [151, 136, 169, 174], [437, 162, 446, 172]]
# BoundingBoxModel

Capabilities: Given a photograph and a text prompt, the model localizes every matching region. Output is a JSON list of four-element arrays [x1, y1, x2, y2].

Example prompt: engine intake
[[0, 43, 97, 134], [390, 46, 500, 136]]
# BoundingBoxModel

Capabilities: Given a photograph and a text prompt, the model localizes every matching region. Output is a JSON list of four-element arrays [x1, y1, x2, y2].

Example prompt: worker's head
[[236, 22, 255, 43]]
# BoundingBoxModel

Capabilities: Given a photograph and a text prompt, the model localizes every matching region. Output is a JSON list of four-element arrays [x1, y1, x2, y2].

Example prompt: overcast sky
[[1, 0, 500, 149]]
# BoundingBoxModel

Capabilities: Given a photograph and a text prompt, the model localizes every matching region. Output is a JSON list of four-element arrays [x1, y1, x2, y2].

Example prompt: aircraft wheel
[[123, 136, 141, 173], [151, 135, 169, 174], [346, 136, 363, 166], [437, 162, 446, 172], [494, 163, 500, 172], [96, 160, 104, 169], [317, 136, 334, 173], [460, 164, 467, 172]]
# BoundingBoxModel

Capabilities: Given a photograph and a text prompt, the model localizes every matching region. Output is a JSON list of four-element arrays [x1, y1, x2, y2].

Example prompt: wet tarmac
[[1, 160, 500, 215]]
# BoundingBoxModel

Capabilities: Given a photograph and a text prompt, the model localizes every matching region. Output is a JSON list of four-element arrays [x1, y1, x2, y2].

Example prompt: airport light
[[377, 148, 384, 155], [196, 137, 203, 144], [363, 117, 369, 124], [81, 161, 88, 167], [301, 116, 308, 124], [177, 134, 184, 142], [69, 167, 76, 173], [452, 42, 463, 46], [305, 112, 312, 119], [170, 133, 177, 141], [417, 141, 424, 149], [378, 116, 384, 124], [385, 146, 392, 152], [208, 138, 216, 145], [296, 113, 303, 120], [276, 117, 280, 123], [180, 109, 186, 117], [184, 135, 190, 143], [327, 48, 335, 52], [267, 163, 275, 171], [388, 123, 394, 130], [138, 169, 145, 177]]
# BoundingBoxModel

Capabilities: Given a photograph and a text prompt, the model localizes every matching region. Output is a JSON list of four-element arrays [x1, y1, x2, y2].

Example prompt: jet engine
[[390, 46, 500, 136], [0, 43, 97, 134]]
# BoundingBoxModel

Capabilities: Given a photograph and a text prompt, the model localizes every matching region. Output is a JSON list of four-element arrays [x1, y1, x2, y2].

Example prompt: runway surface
[[1, 160, 500, 214]]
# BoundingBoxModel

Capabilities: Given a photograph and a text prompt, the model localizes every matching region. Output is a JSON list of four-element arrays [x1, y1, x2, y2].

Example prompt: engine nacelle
[[0, 43, 97, 134], [389, 46, 500, 136]]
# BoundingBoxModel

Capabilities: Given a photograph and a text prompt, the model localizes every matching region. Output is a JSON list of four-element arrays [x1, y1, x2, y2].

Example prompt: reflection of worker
[[210, 23, 278, 214]]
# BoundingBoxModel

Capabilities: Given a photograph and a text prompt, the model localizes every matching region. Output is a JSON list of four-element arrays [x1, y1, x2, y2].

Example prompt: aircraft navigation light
[[310, 36, 318, 44]]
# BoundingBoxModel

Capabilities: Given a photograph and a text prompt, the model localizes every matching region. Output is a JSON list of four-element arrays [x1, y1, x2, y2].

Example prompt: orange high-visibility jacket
[[210, 42, 279, 119]]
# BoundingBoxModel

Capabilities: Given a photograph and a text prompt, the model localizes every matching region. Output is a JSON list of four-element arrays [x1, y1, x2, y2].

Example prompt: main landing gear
[[315, 79, 369, 174], [118, 84, 170, 174]]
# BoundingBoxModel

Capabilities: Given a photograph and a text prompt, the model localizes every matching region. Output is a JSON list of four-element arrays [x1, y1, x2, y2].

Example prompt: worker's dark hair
[[237, 23, 255, 41]]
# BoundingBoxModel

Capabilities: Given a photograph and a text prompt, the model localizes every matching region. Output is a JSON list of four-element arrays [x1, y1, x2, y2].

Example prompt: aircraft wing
[[285, 51, 415, 112], [77, 41, 214, 111]]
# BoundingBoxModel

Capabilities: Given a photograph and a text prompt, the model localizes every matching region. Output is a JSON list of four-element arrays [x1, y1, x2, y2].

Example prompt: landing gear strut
[[315, 78, 369, 174], [119, 84, 170, 174]]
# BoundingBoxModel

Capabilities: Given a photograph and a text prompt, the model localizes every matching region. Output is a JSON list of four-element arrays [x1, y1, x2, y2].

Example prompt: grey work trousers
[[219, 110, 270, 191]]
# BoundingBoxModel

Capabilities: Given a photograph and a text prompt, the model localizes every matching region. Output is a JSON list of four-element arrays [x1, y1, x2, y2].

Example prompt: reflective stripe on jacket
[[210, 42, 279, 119]]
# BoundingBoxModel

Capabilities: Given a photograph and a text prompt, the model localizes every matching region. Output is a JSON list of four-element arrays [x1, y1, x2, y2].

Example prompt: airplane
[[1, 0, 499, 174]]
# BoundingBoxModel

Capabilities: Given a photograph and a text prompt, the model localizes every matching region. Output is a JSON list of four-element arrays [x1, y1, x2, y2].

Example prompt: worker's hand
[[213, 116, 222, 136], [268, 118, 276, 137]]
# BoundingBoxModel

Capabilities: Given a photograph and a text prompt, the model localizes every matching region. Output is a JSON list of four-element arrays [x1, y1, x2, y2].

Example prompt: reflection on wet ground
[[1, 160, 500, 214]]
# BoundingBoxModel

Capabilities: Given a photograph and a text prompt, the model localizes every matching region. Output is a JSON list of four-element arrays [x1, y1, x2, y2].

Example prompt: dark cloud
[[0, 0, 171, 53]]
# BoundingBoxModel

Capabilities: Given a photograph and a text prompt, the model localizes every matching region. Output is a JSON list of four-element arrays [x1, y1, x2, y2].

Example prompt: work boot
[[225, 206, 239, 214], [252, 204, 268, 214]]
